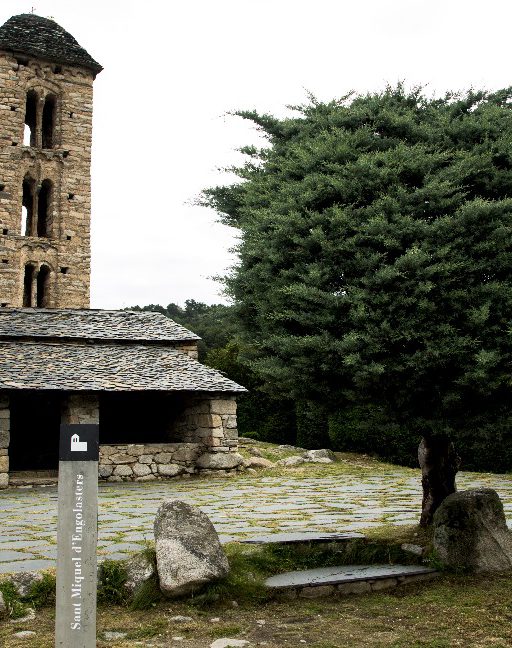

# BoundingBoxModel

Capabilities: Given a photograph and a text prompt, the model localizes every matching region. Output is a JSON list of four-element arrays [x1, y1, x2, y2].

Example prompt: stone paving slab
[[241, 531, 365, 544], [265, 564, 438, 588], [0, 470, 511, 572]]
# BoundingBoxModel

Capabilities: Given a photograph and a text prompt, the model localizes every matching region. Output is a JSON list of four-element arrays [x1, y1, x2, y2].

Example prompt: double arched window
[[23, 263, 51, 308], [23, 90, 58, 149], [21, 176, 53, 238]]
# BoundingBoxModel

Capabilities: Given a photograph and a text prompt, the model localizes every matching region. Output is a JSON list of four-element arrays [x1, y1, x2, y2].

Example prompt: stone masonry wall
[[174, 395, 238, 452], [100, 395, 240, 481], [0, 52, 95, 308], [99, 443, 203, 482], [0, 394, 9, 488], [61, 393, 99, 424]]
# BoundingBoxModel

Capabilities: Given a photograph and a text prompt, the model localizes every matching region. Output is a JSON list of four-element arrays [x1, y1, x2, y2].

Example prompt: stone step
[[9, 470, 58, 486], [265, 564, 439, 598], [240, 531, 365, 545]]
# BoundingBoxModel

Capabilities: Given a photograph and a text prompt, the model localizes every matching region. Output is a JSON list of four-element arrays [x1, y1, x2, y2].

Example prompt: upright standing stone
[[433, 488, 512, 572], [154, 500, 229, 597]]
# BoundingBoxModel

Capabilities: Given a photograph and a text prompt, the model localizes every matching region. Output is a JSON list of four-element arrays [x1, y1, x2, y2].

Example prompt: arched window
[[24, 90, 37, 147], [37, 180, 52, 238], [23, 264, 35, 307], [36, 265, 51, 308], [21, 175, 36, 236], [42, 94, 56, 149]]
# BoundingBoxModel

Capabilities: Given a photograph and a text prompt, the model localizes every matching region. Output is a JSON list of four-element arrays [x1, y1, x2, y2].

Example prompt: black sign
[[59, 424, 99, 461]]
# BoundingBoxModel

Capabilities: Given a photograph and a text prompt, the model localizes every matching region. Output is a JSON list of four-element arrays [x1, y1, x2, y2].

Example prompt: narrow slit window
[[42, 94, 57, 149], [24, 90, 37, 147], [22, 175, 35, 236], [37, 180, 52, 238], [36, 265, 50, 308], [23, 264, 35, 307]]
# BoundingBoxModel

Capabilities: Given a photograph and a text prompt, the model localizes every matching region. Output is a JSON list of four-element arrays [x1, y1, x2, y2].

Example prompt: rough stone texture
[[61, 393, 99, 425], [303, 449, 336, 463], [13, 631, 37, 639], [244, 457, 274, 469], [0, 45, 96, 309], [276, 456, 305, 467], [9, 571, 43, 597], [0, 14, 102, 74], [210, 640, 250, 648], [0, 590, 6, 618], [158, 464, 182, 477], [433, 488, 512, 572], [98, 443, 202, 482], [196, 452, 244, 471], [0, 342, 246, 393], [0, 308, 199, 342], [154, 499, 229, 597], [124, 553, 155, 595]]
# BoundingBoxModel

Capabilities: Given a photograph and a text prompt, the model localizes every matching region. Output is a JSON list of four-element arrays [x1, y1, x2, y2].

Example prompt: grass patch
[[97, 559, 128, 606], [209, 624, 243, 638]]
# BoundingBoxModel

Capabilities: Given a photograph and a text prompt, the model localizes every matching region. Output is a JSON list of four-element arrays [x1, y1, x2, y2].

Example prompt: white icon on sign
[[70, 434, 88, 452]]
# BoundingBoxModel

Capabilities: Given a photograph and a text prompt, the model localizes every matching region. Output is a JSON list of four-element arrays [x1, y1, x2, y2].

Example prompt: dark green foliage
[[25, 572, 56, 608], [97, 559, 129, 606], [205, 340, 297, 444], [203, 85, 512, 467], [0, 580, 28, 618], [296, 400, 330, 449], [329, 405, 419, 467], [129, 300, 237, 362]]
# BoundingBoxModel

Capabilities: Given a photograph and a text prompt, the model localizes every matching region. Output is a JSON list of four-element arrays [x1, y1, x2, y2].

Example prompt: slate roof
[[0, 341, 246, 392], [0, 14, 102, 75], [0, 309, 200, 343]]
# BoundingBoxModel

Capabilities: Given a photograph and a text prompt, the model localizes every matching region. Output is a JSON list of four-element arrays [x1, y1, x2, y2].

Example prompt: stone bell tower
[[0, 14, 101, 308]]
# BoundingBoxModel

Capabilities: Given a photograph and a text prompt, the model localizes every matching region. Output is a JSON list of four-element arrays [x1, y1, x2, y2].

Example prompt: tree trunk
[[418, 435, 460, 526]]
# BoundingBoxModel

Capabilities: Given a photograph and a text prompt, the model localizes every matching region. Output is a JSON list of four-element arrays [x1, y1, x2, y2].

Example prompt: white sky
[[2, 0, 512, 309]]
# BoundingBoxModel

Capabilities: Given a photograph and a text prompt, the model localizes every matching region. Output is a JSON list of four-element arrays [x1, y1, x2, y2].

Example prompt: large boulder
[[276, 456, 305, 467], [9, 571, 43, 598], [433, 489, 512, 572], [154, 500, 229, 597], [196, 452, 244, 471], [303, 449, 336, 463]]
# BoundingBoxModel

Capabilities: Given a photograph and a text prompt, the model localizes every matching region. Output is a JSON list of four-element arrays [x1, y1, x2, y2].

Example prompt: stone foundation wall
[[0, 395, 9, 488], [99, 443, 204, 481]]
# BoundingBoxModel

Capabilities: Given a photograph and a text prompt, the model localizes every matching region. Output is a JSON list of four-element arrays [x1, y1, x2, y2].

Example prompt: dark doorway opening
[[9, 391, 62, 470], [99, 392, 184, 445]]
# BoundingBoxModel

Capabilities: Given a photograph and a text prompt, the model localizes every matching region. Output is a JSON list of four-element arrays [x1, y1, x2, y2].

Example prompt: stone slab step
[[240, 531, 365, 545], [9, 470, 59, 486], [265, 564, 439, 598]]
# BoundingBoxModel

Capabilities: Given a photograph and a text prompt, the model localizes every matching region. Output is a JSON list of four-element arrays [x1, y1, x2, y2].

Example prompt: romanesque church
[[0, 13, 245, 488]]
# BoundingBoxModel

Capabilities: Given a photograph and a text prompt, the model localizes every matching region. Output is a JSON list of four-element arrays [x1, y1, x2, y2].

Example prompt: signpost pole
[[55, 424, 99, 648]]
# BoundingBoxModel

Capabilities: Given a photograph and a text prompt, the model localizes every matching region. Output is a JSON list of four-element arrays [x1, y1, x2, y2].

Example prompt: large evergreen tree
[[204, 86, 512, 524]]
